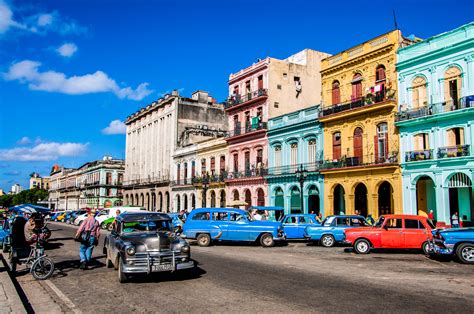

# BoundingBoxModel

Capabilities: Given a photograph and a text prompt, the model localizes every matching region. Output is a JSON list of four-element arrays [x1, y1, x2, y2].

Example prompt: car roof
[[327, 215, 365, 218], [116, 212, 171, 222], [285, 214, 316, 217], [191, 207, 246, 214], [379, 214, 427, 219]]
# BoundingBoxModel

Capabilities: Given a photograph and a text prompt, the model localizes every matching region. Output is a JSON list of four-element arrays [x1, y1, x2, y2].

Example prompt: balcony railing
[[226, 168, 268, 180], [266, 162, 321, 176], [227, 122, 267, 138], [405, 149, 434, 162], [320, 93, 393, 118], [321, 152, 398, 170], [437, 145, 470, 159], [225, 89, 268, 109], [396, 96, 474, 122], [170, 178, 194, 186], [192, 172, 227, 185], [123, 175, 170, 187]]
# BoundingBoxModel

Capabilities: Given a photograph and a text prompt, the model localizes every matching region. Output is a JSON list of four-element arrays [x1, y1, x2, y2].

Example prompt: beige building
[[29, 172, 50, 190], [124, 90, 227, 212]]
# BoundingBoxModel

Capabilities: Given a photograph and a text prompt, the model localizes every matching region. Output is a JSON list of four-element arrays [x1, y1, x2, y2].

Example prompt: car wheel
[[354, 239, 371, 254], [422, 241, 433, 255], [101, 222, 107, 229], [197, 234, 211, 247], [118, 258, 128, 283], [456, 243, 474, 264], [107, 224, 114, 232], [260, 233, 275, 248], [105, 249, 113, 268], [320, 234, 335, 247]]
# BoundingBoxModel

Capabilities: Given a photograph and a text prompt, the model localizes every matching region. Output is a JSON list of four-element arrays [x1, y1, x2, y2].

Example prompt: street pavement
[[11, 222, 474, 313]]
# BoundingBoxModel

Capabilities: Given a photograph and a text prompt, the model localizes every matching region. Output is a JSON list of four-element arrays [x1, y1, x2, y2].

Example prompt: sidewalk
[[0, 254, 26, 314]]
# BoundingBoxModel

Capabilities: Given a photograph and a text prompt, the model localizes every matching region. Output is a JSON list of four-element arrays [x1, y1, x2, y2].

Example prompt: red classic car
[[343, 214, 435, 254]]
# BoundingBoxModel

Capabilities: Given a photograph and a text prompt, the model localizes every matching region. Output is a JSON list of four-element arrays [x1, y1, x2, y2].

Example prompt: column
[[347, 193, 355, 215]]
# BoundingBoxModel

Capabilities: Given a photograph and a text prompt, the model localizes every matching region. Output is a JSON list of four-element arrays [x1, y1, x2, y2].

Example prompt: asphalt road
[[12, 222, 474, 313]]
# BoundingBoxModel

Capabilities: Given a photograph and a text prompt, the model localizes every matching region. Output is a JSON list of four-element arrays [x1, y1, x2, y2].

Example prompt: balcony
[[437, 145, 470, 159], [321, 152, 399, 171], [192, 172, 227, 185], [266, 162, 321, 176], [396, 96, 474, 122], [405, 149, 434, 162], [170, 178, 194, 186], [320, 93, 394, 119], [227, 122, 267, 139], [225, 89, 268, 110], [123, 175, 170, 187], [226, 168, 268, 180]]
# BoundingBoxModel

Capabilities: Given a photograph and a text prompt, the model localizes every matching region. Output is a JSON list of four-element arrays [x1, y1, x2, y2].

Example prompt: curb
[[0, 253, 27, 314]]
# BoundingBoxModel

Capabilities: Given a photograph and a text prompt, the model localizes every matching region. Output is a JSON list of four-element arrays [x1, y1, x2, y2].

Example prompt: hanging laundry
[[374, 84, 382, 92]]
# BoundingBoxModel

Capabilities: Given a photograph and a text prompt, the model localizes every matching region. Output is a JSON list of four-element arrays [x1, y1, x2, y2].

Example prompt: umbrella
[[10, 204, 52, 214], [227, 200, 248, 207]]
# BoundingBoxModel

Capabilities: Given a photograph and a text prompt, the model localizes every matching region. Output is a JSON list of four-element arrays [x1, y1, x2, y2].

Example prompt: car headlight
[[181, 245, 190, 253], [125, 245, 136, 256]]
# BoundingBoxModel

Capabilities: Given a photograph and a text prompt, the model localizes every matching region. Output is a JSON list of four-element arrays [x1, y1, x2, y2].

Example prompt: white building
[[11, 184, 23, 194]]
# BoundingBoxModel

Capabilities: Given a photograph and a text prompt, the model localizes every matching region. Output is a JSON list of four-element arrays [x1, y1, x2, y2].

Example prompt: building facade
[[266, 105, 324, 215], [171, 143, 198, 213], [396, 23, 474, 226], [225, 49, 330, 208], [29, 172, 50, 190], [124, 90, 227, 212], [10, 184, 23, 195], [319, 30, 416, 218]]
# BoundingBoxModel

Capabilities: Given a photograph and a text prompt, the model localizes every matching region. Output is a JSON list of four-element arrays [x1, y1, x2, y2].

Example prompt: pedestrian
[[451, 212, 459, 228], [75, 208, 100, 270], [366, 214, 375, 225], [355, 209, 360, 216], [428, 210, 434, 221], [317, 213, 323, 223], [253, 210, 262, 221]]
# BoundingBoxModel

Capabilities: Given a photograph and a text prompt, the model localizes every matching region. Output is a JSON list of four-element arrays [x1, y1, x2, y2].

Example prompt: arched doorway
[[333, 184, 345, 214], [353, 127, 363, 164], [165, 192, 170, 212], [290, 186, 301, 214], [176, 194, 181, 212], [354, 183, 368, 217], [151, 193, 156, 211], [416, 176, 436, 219], [233, 190, 239, 201], [274, 187, 284, 220], [191, 194, 196, 210], [447, 173, 472, 226], [378, 181, 394, 216], [308, 185, 320, 215], [210, 190, 216, 208], [257, 188, 265, 206], [158, 192, 163, 211], [140, 193, 144, 207], [125, 195, 129, 205], [183, 194, 188, 211], [146, 193, 150, 211], [220, 190, 226, 207], [135, 194, 139, 206], [244, 190, 251, 210]]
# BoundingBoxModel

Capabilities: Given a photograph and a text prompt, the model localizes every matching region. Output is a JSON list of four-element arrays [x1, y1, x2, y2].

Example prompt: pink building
[[224, 49, 330, 208]]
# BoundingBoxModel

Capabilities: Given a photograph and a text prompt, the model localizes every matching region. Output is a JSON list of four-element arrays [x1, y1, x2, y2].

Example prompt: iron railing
[[225, 89, 268, 109], [320, 93, 393, 118], [226, 168, 268, 179], [227, 122, 267, 138], [123, 175, 170, 187], [437, 145, 470, 159], [266, 162, 321, 176], [321, 152, 399, 170], [405, 149, 434, 162], [396, 96, 474, 122]]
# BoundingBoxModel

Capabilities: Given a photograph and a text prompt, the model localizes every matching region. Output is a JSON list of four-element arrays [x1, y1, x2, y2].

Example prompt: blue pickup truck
[[431, 227, 474, 264], [182, 208, 286, 247]]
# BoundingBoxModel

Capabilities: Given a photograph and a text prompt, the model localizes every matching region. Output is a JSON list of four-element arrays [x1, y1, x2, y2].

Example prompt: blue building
[[266, 105, 324, 215], [396, 23, 474, 226]]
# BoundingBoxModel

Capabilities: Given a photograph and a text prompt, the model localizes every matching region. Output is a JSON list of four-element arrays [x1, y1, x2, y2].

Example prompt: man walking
[[75, 208, 100, 270], [451, 212, 459, 228]]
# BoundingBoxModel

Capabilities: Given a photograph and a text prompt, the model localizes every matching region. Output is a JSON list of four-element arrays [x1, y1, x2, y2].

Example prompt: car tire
[[105, 249, 113, 268], [422, 241, 433, 255], [118, 258, 128, 283], [197, 234, 211, 247], [354, 239, 371, 254], [101, 222, 107, 229], [320, 234, 336, 247], [260, 233, 275, 248], [456, 243, 474, 264], [107, 224, 114, 232]]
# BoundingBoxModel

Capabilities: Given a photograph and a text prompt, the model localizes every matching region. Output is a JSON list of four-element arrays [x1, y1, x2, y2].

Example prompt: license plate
[[152, 264, 174, 272]]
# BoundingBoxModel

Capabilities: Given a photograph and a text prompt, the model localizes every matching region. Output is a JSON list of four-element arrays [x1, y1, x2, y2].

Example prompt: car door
[[298, 216, 314, 238], [211, 211, 229, 240], [381, 218, 403, 248], [283, 216, 299, 239], [333, 217, 350, 241], [227, 212, 250, 241], [403, 219, 429, 248]]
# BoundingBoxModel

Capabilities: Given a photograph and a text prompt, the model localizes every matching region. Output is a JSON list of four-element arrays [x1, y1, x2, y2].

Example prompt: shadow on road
[[123, 264, 206, 284], [52, 256, 106, 278], [48, 237, 75, 242]]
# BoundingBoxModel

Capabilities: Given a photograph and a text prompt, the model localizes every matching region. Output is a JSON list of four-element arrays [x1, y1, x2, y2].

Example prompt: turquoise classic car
[[182, 208, 286, 247], [304, 215, 368, 247], [431, 227, 474, 264]]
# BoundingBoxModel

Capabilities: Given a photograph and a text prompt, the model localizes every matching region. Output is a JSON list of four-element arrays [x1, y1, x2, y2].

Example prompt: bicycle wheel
[[31, 256, 55, 280]]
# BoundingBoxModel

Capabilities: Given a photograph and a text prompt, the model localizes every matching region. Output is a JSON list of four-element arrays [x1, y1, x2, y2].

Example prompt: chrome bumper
[[122, 251, 193, 274]]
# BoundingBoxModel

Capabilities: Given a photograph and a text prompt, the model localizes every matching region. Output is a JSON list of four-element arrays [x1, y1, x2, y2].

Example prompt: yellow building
[[319, 30, 415, 218]]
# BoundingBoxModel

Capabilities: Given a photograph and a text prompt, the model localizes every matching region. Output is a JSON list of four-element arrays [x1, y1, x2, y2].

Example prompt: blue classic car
[[182, 208, 286, 247], [280, 214, 321, 239], [304, 215, 368, 247], [0, 219, 9, 247], [431, 227, 474, 264]]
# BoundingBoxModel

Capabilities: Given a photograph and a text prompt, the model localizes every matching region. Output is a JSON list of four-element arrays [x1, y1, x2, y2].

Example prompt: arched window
[[351, 73, 363, 100], [444, 67, 462, 109], [257, 188, 265, 206], [290, 142, 298, 165], [376, 65, 386, 82], [333, 132, 341, 160], [274, 145, 282, 168], [308, 139, 316, 164], [332, 81, 340, 105], [412, 76, 427, 108], [375, 65, 386, 102], [375, 123, 388, 162]]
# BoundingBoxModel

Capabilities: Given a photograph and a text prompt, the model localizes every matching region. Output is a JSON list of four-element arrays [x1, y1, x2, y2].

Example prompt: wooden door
[[353, 128, 363, 161]]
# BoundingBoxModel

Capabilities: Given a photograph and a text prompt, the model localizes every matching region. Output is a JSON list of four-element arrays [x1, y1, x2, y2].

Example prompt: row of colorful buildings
[[123, 23, 474, 227]]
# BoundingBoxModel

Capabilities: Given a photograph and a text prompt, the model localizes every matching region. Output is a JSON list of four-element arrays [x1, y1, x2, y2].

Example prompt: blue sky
[[0, 0, 472, 191]]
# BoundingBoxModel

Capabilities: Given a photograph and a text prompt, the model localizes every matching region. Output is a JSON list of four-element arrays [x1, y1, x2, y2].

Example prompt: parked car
[[344, 214, 435, 254], [96, 207, 145, 227], [74, 212, 89, 226], [56, 211, 68, 222], [51, 211, 65, 221], [182, 208, 286, 247], [304, 215, 368, 247], [100, 216, 116, 230], [280, 214, 320, 239], [103, 212, 194, 283], [0, 219, 10, 248], [431, 227, 474, 264], [67, 210, 86, 224]]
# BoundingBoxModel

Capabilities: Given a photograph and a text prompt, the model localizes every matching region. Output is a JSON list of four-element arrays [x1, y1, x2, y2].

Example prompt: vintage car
[[344, 214, 435, 254], [103, 212, 194, 283], [280, 214, 321, 239], [50, 211, 64, 221], [304, 215, 368, 247], [431, 227, 474, 264], [182, 208, 286, 247], [0, 219, 9, 248]]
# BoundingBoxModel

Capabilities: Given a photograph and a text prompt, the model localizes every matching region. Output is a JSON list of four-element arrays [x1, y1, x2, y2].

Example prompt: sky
[[0, 0, 472, 191]]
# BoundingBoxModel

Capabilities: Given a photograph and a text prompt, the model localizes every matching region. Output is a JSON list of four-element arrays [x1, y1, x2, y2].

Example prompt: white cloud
[[37, 13, 53, 26], [0, 141, 88, 161], [56, 43, 78, 57], [0, 0, 27, 33], [4, 60, 154, 101], [102, 120, 126, 135], [17, 136, 31, 145]]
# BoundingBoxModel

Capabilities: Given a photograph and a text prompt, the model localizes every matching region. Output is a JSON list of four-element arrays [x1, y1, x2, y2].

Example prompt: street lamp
[[202, 174, 209, 207], [295, 164, 308, 213]]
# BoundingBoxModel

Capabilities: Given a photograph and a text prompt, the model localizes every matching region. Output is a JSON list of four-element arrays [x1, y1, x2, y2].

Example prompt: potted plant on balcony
[[365, 93, 374, 105]]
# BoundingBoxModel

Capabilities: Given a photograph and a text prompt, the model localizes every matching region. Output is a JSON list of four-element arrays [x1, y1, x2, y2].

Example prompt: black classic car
[[103, 212, 194, 283]]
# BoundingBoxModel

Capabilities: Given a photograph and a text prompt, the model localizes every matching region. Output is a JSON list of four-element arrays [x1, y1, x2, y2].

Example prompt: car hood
[[120, 232, 179, 252], [344, 226, 376, 234], [437, 227, 474, 235]]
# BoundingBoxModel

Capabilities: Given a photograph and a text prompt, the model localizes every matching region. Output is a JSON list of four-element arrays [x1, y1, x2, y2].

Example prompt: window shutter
[[384, 132, 389, 158], [374, 135, 379, 163]]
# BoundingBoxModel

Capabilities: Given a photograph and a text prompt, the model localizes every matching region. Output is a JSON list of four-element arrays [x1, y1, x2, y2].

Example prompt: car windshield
[[122, 220, 172, 233], [375, 216, 385, 228], [322, 216, 335, 227]]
